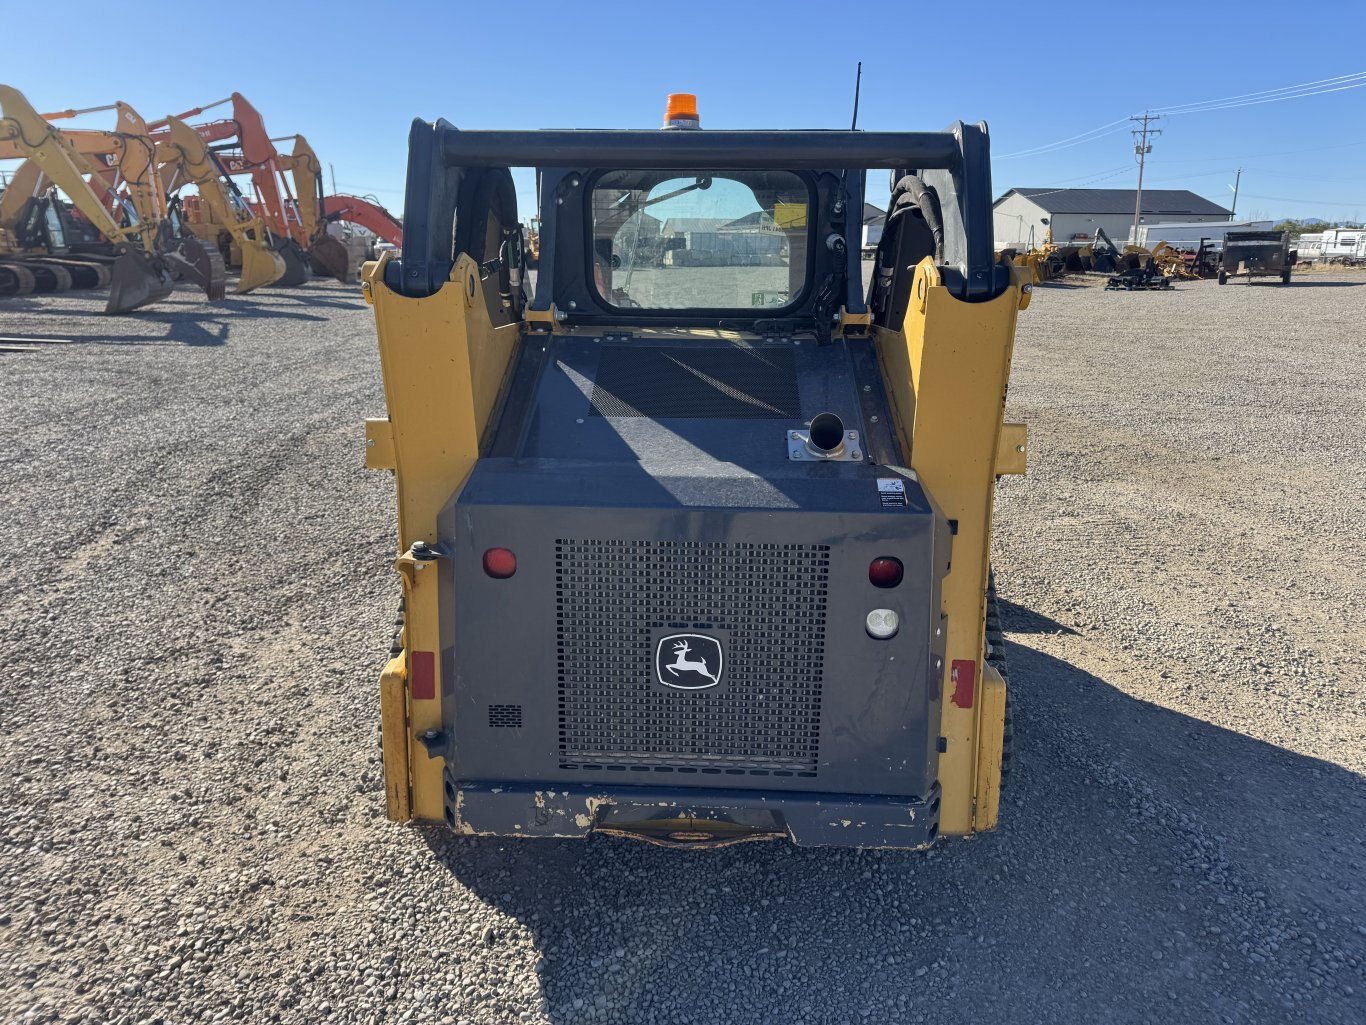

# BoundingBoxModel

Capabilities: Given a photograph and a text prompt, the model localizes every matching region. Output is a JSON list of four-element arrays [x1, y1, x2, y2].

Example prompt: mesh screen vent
[[589, 346, 799, 419], [488, 704, 523, 729], [555, 539, 827, 774]]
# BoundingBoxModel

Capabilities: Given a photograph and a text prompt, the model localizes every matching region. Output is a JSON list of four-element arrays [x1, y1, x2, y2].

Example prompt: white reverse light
[[866, 608, 899, 639]]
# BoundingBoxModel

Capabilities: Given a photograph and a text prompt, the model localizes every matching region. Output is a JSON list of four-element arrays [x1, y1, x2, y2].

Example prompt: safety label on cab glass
[[877, 477, 907, 507]]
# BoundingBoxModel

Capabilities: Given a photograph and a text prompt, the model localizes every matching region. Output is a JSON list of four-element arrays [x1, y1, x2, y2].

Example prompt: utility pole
[[329, 162, 337, 197], [1129, 112, 1161, 244], [1229, 168, 1242, 222]]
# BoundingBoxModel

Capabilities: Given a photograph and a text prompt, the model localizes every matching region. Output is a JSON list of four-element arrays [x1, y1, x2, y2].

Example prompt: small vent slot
[[589, 345, 799, 419], [488, 704, 523, 729]]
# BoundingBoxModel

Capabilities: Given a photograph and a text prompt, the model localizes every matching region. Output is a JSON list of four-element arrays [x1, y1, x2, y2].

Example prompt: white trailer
[[1134, 220, 1274, 250], [1319, 228, 1366, 264]]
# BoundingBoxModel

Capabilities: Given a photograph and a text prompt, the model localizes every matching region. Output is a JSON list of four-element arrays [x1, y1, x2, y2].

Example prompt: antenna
[[851, 61, 863, 131]]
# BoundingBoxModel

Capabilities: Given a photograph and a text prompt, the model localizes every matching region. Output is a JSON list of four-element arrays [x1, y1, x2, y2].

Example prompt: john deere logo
[[656, 633, 723, 690]]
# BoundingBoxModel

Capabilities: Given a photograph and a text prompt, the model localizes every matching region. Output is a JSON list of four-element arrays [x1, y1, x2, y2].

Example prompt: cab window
[[590, 170, 810, 310]]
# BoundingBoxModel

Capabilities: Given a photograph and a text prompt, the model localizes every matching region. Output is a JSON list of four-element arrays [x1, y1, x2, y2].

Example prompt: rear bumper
[[446, 780, 943, 850]]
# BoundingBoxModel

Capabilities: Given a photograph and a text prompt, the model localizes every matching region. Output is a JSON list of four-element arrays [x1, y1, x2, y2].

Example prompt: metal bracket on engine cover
[[787, 428, 863, 461]]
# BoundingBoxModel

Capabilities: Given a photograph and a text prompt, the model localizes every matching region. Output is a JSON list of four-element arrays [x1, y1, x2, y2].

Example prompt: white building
[[994, 188, 1232, 248]]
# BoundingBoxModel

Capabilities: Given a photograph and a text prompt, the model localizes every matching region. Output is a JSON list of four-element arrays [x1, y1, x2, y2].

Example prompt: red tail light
[[482, 548, 517, 579], [869, 557, 903, 588]]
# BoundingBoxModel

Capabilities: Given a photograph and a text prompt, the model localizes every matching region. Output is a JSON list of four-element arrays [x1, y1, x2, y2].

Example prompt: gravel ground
[[1, 272, 1363, 1025]]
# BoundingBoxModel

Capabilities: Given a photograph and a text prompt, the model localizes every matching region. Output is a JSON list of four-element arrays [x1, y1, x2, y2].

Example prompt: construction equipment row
[[998, 224, 1297, 290], [0, 86, 403, 314]]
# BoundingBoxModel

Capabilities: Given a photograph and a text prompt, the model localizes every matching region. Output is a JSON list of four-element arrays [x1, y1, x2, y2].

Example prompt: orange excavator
[[148, 94, 344, 286], [320, 193, 402, 248]]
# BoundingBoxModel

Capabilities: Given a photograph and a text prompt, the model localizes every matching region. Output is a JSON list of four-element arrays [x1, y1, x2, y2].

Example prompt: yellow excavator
[[274, 133, 351, 281], [42, 99, 226, 301], [1, 85, 195, 312], [1, 158, 113, 296], [156, 115, 286, 293]]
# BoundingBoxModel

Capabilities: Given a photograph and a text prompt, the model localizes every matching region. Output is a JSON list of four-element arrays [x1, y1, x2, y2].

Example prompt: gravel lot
[[1, 272, 1363, 1025]]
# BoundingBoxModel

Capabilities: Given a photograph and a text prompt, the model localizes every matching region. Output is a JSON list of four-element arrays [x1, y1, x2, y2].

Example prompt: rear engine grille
[[589, 345, 799, 419], [555, 539, 828, 775]]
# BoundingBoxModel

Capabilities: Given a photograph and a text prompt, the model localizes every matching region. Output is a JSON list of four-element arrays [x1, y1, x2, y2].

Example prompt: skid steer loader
[[364, 99, 1029, 849]]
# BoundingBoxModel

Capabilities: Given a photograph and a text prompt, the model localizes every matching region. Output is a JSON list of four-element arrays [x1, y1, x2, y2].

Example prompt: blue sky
[[3, 1, 1363, 223]]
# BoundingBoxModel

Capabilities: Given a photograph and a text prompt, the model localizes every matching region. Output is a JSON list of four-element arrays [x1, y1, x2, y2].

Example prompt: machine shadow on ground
[[418, 604, 1365, 1022]]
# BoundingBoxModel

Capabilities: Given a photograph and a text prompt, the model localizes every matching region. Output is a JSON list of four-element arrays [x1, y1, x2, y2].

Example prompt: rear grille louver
[[555, 539, 828, 775]]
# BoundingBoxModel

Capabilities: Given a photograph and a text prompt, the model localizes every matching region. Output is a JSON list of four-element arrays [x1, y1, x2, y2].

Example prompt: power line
[[995, 69, 1366, 161], [1238, 192, 1364, 207], [1156, 79, 1366, 117], [1151, 71, 1366, 115], [995, 120, 1130, 159]]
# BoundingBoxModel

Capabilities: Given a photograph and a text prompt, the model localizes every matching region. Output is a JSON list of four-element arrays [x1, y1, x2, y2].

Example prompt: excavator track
[[0, 262, 37, 297]]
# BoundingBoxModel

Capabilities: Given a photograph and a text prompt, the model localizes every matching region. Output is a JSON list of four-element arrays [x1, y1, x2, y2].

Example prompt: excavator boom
[[0, 84, 173, 313], [321, 193, 403, 247], [157, 116, 285, 293], [148, 94, 311, 284]]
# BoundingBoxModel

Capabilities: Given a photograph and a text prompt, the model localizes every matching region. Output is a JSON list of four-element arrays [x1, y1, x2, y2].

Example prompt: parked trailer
[[1219, 230, 1295, 285], [1318, 228, 1366, 266], [1133, 220, 1273, 250]]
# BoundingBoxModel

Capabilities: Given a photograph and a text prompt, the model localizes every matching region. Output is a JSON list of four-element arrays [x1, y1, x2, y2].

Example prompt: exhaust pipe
[[806, 412, 847, 458]]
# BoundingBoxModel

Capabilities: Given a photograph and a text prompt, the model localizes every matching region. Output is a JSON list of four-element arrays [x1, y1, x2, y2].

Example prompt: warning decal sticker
[[877, 477, 908, 507]]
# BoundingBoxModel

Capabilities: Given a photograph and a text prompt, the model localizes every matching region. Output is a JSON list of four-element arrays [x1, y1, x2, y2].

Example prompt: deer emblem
[[666, 640, 719, 684], [657, 634, 723, 689]]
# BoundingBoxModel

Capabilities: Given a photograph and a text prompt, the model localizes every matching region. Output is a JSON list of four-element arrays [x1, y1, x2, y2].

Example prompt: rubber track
[[986, 568, 1014, 786]]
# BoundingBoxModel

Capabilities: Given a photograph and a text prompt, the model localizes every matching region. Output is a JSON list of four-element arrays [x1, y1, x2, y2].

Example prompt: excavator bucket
[[164, 235, 227, 301], [308, 234, 351, 282], [104, 247, 175, 315], [235, 241, 287, 294], [271, 238, 311, 287]]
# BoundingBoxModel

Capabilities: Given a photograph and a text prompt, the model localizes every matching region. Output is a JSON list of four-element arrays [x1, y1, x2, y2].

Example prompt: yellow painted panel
[[379, 656, 411, 821], [365, 418, 395, 470], [874, 259, 1027, 836], [774, 202, 807, 229], [995, 423, 1028, 475], [365, 255, 523, 822], [974, 662, 1006, 830]]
